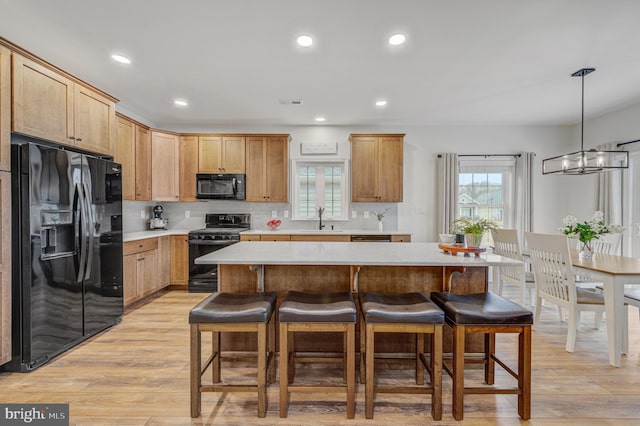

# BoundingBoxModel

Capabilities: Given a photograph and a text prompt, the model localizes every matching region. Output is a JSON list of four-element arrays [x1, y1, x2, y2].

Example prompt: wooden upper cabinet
[[135, 125, 151, 201], [179, 135, 198, 201], [151, 131, 180, 201], [198, 135, 245, 173], [0, 45, 10, 172], [115, 115, 136, 200], [72, 84, 115, 155], [245, 135, 288, 202], [350, 134, 404, 202], [12, 54, 73, 145], [12, 54, 116, 156]]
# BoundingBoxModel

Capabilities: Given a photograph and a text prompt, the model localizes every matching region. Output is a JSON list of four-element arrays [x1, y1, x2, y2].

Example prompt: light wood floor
[[2, 287, 640, 425]]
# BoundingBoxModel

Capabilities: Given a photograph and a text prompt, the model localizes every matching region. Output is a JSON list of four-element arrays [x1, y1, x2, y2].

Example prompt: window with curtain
[[293, 160, 347, 220], [458, 157, 516, 229]]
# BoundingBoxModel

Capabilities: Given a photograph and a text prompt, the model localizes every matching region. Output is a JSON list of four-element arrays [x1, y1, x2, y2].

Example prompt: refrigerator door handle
[[76, 182, 88, 282], [83, 182, 95, 280]]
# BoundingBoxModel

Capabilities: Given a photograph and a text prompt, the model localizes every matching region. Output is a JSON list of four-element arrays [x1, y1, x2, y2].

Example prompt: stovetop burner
[[188, 213, 251, 241]]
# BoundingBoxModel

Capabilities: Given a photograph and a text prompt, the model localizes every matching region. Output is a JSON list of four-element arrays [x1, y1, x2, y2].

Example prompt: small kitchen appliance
[[149, 205, 169, 230]]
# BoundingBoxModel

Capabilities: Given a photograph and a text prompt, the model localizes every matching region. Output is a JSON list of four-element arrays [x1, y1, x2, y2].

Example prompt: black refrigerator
[[4, 135, 124, 372]]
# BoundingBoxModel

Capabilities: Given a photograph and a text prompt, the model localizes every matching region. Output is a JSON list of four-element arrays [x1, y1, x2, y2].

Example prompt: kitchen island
[[197, 241, 522, 353]]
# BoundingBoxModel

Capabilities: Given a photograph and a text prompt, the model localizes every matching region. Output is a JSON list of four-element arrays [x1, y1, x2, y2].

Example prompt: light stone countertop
[[123, 229, 190, 242], [195, 241, 520, 267]]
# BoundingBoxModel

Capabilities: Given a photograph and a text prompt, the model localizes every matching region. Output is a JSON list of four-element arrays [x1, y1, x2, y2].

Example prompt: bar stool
[[430, 291, 533, 421], [278, 291, 357, 418], [358, 292, 444, 420], [189, 292, 277, 418]]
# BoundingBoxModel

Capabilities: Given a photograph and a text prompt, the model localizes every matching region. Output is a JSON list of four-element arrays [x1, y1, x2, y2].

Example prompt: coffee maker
[[149, 205, 169, 230]]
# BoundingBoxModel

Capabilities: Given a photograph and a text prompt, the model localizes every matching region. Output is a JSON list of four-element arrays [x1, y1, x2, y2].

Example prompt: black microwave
[[196, 174, 246, 200]]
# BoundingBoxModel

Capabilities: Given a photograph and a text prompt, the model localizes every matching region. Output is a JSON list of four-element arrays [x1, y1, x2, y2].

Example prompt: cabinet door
[[158, 236, 171, 289], [198, 136, 222, 172], [135, 125, 152, 201], [73, 84, 115, 155], [378, 136, 403, 202], [123, 253, 139, 307], [115, 116, 136, 200], [245, 136, 266, 201], [265, 136, 288, 202], [151, 131, 180, 201], [221, 136, 245, 173], [139, 250, 158, 297], [350, 136, 379, 202], [12, 54, 74, 145], [0, 171, 11, 364], [170, 235, 189, 286], [0, 46, 10, 172], [179, 136, 198, 201]]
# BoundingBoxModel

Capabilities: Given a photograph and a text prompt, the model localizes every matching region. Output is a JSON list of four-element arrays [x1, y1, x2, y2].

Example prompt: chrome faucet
[[318, 207, 325, 230]]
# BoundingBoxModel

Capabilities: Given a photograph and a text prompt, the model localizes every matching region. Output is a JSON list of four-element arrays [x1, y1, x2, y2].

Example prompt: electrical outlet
[[351, 210, 357, 218], [284, 210, 289, 218], [272, 210, 278, 218], [185, 210, 191, 218], [140, 209, 145, 219], [364, 211, 369, 219]]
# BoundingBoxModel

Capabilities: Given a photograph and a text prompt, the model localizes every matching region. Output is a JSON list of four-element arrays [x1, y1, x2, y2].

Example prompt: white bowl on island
[[439, 234, 456, 244]]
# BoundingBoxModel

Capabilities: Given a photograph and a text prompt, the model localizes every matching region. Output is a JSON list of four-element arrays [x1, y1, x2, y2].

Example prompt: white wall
[[124, 122, 581, 240]]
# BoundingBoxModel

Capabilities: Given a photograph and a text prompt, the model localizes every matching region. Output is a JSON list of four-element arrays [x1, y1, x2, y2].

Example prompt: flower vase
[[579, 241, 593, 259], [377, 221, 383, 232], [465, 233, 481, 248]]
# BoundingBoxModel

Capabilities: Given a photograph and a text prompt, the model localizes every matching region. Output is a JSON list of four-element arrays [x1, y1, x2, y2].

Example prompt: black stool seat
[[430, 292, 533, 325], [189, 292, 277, 324], [360, 292, 444, 324], [279, 291, 356, 323]]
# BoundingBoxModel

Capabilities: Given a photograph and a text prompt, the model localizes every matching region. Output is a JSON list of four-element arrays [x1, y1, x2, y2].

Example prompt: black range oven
[[188, 213, 250, 293]]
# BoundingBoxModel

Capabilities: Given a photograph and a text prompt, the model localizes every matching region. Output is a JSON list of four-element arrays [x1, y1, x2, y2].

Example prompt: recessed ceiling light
[[388, 33, 406, 46], [314, 116, 326, 122], [111, 54, 131, 64], [297, 35, 314, 47], [375, 100, 387, 107], [174, 99, 188, 107]]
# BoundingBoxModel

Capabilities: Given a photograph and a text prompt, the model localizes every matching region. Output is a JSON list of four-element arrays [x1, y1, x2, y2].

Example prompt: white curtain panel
[[596, 143, 624, 234], [515, 152, 535, 237], [436, 153, 459, 234]]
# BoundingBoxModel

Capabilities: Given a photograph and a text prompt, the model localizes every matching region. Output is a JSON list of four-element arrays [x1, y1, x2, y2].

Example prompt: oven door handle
[[188, 240, 239, 246]]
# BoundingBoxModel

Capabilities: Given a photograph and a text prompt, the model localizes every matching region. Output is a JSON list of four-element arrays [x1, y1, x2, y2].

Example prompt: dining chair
[[524, 232, 627, 353], [490, 229, 535, 306]]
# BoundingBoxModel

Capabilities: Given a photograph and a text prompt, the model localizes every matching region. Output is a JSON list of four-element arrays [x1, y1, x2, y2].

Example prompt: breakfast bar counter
[[197, 242, 521, 353]]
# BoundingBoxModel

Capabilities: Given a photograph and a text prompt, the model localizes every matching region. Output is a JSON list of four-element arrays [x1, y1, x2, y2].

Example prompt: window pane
[[324, 166, 342, 217], [298, 166, 316, 217], [458, 171, 505, 227]]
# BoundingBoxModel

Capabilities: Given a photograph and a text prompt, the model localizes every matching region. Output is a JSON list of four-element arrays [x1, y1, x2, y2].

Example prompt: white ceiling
[[2, 0, 640, 130]]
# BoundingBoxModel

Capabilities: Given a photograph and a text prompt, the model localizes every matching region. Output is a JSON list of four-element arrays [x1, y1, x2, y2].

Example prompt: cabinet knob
[[69, 136, 76, 140], [76, 138, 82, 142]]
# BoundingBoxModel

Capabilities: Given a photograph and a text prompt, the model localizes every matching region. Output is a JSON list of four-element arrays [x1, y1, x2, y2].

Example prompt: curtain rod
[[436, 153, 521, 158], [617, 139, 640, 147]]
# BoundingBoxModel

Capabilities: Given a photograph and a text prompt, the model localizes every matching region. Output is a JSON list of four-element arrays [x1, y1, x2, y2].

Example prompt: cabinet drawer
[[124, 238, 158, 256], [290, 234, 351, 242]]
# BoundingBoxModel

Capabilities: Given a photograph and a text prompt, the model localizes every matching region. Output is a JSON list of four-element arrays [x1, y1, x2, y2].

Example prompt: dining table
[[571, 251, 640, 367]]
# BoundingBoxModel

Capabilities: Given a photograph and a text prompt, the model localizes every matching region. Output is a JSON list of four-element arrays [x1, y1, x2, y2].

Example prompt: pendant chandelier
[[542, 68, 629, 175]]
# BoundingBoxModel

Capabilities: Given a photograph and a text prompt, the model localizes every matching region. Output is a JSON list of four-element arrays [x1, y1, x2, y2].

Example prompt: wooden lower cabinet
[[170, 235, 189, 286], [158, 236, 171, 288], [0, 171, 11, 365], [123, 239, 160, 307]]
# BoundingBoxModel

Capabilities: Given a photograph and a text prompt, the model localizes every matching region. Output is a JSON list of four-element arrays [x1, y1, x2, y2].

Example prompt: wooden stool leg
[[452, 324, 465, 421], [346, 324, 356, 419], [288, 330, 295, 384], [485, 332, 495, 385], [431, 326, 443, 421], [190, 325, 201, 418], [416, 333, 425, 385], [267, 314, 276, 384], [279, 323, 289, 418], [257, 323, 267, 418], [212, 331, 220, 383], [519, 326, 532, 420], [365, 323, 375, 419], [360, 314, 366, 384]]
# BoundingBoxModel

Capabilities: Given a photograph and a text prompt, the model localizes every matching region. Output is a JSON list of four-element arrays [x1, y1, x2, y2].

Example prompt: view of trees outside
[[458, 172, 505, 227]]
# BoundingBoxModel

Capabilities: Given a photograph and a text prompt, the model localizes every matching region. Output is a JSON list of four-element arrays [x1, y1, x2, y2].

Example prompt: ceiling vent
[[279, 99, 303, 105]]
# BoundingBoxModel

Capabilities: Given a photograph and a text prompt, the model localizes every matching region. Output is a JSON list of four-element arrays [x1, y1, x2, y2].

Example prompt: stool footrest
[[375, 386, 434, 395], [463, 387, 521, 395], [288, 385, 347, 393], [201, 384, 259, 393]]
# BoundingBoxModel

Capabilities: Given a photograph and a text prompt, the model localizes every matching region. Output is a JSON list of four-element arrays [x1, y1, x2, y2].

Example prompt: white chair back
[[491, 229, 524, 282], [525, 232, 576, 307], [591, 233, 622, 255]]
